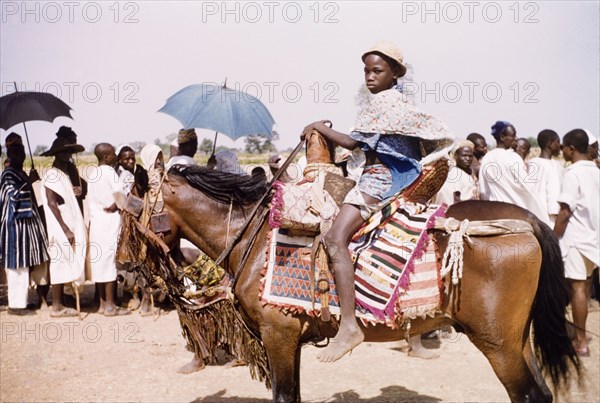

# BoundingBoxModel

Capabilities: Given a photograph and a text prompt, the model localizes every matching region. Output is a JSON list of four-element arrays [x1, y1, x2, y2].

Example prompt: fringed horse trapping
[[117, 179, 271, 387]]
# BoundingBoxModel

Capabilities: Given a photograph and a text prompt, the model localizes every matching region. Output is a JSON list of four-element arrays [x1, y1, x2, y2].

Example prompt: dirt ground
[[1, 285, 598, 403]]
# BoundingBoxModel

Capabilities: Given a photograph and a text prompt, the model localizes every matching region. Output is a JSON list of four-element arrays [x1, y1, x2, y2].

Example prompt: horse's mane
[[168, 164, 270, 205]]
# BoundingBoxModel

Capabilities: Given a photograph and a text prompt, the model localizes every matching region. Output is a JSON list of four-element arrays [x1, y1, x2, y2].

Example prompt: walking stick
[[72, 281, 82, 321]]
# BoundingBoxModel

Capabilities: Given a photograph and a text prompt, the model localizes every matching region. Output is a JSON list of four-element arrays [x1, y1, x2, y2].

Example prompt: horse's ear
[[134, 165, 149, 197]]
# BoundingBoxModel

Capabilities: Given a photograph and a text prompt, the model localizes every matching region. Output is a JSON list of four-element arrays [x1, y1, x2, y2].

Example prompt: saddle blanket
[[260, 201, 447, 327]]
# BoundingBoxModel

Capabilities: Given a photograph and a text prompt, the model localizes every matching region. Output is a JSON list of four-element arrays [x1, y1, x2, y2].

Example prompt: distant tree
[[154, 138, 162, 146], [245, 135, 262, 153], [244, 132, 279, 153], [527, 136, 539, 148], [199, 138, 214, 155], [33, 145, 48, 156], [262, 130, 279, 153], [130, 141, 145, 153], [166, 132, 177, 144]]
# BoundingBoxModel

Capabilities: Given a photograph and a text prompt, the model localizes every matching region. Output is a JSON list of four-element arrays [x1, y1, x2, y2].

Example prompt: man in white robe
[[432, 140, 479, 206], [478, 121, 549, 226], [528, 129, 564, 225], [166, 128, 198, 170], [88, 143, 129, 316], [40, 137, 87, 318], [554, 129, 600, 357]]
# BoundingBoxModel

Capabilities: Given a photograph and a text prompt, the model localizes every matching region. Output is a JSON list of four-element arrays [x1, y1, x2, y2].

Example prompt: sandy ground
[[1, 285, 599, 403]]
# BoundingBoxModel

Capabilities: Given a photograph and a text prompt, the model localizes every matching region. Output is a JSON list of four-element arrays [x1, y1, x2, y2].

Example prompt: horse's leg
[[260, 320, 302, 403], [448, 236, 551, 403], [466, 330, 548, 403], [523, 333, 553, 400]]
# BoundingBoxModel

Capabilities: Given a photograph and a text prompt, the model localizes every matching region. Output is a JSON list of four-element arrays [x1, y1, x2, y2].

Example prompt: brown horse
[[121, 166, 579, 403]]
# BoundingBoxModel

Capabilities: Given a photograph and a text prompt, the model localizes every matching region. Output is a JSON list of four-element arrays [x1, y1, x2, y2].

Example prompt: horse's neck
[[178, 199, 263, 266]]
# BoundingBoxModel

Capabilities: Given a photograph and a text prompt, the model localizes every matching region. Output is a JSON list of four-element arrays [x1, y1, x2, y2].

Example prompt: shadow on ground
[[192, 385, 441, 402]]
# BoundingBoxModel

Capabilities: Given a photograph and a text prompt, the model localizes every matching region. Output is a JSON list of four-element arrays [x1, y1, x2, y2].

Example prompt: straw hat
[[40, 137, 85, 157], [362, 41, 407, 77]]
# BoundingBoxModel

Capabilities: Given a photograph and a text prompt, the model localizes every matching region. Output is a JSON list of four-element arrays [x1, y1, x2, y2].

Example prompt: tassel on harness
[[310, 236, 331, 321], [440, 219, 470, 285]]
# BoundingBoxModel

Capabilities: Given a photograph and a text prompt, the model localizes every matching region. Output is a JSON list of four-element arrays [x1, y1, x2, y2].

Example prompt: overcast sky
[[1, 1, 599, 152]]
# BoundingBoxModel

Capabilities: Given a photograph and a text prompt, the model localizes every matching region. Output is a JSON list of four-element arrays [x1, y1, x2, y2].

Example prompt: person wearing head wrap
[[1, 143, 50, 315], [431, 140, 479, 206], [4, 133, 23, 169], [478, 121, 548, 225], [40, 137, 87, 317], [166, 129, 198, 170], [139, 144, 165, 216], [5, 132, 22, 147], [213, 150, 246, 175], [140, 144, 164, 171], [528, 129, 564, 225], [299, 41, 455, 363]]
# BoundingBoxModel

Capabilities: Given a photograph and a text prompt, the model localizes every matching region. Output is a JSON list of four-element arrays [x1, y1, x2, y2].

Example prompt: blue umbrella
[[158, 83, 275, 149]]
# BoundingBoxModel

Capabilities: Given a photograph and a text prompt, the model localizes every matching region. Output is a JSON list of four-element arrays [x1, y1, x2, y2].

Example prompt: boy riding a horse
[[301, 41, 453, 362]]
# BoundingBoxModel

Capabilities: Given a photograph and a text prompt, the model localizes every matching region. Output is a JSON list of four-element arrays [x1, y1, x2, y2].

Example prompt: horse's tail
[[530, 219, 580, 389]]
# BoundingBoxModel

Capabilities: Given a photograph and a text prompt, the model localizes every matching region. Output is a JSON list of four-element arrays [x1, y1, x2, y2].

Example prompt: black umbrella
[[0, 82, 73, 168]]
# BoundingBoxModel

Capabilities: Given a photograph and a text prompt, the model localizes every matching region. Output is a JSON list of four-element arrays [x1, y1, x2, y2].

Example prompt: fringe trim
[[176, 299, 271, 389], [119, 211, 272, 389], [268, 181, 285, 228], [260, 202, 447, 327]]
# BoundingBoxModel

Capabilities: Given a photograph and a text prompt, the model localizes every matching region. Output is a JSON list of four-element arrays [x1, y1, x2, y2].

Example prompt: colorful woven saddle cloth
[[260, 200, 447, 328]]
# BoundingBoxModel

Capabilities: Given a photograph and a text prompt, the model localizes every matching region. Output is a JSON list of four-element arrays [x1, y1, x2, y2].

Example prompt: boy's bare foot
[[177, 356, 205, 374], [317, 327, 364, 363]]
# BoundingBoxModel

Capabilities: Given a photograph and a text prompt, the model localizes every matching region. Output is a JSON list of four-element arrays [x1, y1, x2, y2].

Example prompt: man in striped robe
[[0, 144, 49, 315]]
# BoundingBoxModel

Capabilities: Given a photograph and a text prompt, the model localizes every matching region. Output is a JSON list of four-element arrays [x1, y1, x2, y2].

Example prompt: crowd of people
[[1, 41, 598, 366], [434, 124, 599, 357], [0, 126, 256, 319]]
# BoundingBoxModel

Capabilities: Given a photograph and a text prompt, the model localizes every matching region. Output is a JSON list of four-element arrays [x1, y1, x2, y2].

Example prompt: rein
[[213, 139, 305, 270], [225, 195, 234, 248]]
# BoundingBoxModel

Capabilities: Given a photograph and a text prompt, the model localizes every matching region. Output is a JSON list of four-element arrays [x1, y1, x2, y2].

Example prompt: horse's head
[[305, 128, 335, 165]]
